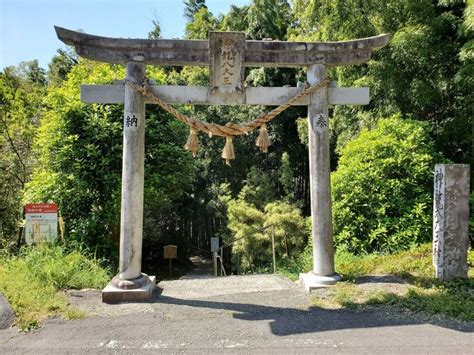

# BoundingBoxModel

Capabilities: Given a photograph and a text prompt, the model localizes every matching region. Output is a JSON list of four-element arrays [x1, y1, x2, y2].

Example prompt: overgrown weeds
[[279, 243, 473, 321], [0, 243, 110, 330]]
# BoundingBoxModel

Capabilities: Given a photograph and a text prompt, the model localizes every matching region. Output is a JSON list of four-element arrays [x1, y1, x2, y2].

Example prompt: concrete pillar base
[[299, 272, 342, 292], [102, 274, 156, 303]]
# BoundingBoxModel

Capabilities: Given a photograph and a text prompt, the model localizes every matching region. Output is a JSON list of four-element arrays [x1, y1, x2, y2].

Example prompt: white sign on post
[[211, 237, 219, 253], [25, 203, 58, 244]]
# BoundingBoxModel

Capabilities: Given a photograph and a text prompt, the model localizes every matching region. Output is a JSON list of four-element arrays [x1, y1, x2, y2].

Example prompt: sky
[[0, 0, 250, 70]]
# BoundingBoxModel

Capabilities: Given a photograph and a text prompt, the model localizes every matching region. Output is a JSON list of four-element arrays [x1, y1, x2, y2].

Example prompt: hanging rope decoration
[[125, 79, 330, 164]]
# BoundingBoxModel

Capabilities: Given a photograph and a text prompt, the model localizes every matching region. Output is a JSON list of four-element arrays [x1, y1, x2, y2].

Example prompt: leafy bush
[[0, 243, 110, 330], [331, 117, 443, 254]]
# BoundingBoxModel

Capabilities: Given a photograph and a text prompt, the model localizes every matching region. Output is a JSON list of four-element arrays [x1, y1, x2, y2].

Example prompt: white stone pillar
[[433, 164, 470, 280], [119, 62, 146, 280], [300, 64, 341, 291], [104, 62, 151, 295], [103, 62, 155, 302]]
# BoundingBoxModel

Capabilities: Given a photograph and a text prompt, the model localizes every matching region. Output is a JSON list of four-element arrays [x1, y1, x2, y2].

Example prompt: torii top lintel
[[55, 27, 390, 68]]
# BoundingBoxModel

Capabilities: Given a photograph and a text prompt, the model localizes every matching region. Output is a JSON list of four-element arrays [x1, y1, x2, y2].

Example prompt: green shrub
[[0, 243, 110, 330], [227, 199, 307, 272], [331, 117, 443, 254]]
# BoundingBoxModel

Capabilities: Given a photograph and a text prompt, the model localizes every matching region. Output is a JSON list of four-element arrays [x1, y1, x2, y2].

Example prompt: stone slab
[[102, 276, 156, 303], [299, 272, 342, 292]]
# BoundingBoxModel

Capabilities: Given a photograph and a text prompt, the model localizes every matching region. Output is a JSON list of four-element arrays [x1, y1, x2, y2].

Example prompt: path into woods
[[1, 275, 473, 353], [180, 256, 214, 279]]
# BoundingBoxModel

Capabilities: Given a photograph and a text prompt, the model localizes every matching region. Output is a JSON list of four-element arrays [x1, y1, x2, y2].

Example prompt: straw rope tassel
[[184, 127, 200, 157], [256, 123, 270, 153], [221, 136, 235, 165]]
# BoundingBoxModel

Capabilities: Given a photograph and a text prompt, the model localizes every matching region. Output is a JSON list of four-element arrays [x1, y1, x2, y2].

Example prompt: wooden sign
[[25, 203, 58, 244], [209, 32, 245, 94], [163, 245, 177, 259]]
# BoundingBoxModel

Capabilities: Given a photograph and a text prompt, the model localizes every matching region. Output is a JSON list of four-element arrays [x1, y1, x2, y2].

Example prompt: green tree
[[48, 48, 78, 85], [148, 20, 161, 39], [238, 166, 277, 210], [219, 5, 250, 32], [227, 198, 306, 272], [184, 0, 207, 21], [247, 0, 292, 40], [291, 0, 472, 164], [0, 66, 44, 247], [331, 117, 443, 254], [185, 7, 218, 39], [17, 60, 47, 86]]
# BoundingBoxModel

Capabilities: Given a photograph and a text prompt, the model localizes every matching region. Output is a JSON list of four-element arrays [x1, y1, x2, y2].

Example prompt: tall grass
[[0, 243, 111, 330]]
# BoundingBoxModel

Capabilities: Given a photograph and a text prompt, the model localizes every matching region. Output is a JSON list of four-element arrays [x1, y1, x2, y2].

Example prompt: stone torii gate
[[55, 27, 389, 302]]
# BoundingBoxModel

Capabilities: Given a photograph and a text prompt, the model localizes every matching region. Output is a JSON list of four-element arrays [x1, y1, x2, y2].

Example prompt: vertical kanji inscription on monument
[[433, 164, 470, 280], [209, 32, 245, 94]]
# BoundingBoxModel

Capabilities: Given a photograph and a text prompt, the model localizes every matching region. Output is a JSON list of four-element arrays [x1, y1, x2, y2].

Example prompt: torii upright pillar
[[299, 65, 341, 291], [102, 62, 156, 303]]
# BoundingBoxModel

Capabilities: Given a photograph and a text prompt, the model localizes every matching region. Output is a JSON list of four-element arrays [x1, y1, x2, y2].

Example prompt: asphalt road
[[0, 275, 472, 354]]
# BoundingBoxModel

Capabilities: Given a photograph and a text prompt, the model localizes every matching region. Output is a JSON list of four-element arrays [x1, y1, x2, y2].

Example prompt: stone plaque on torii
[[55, 27, 389, 302]]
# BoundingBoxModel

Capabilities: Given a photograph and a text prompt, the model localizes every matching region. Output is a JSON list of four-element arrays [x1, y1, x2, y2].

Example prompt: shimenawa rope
[[125, 79, 330, 164]]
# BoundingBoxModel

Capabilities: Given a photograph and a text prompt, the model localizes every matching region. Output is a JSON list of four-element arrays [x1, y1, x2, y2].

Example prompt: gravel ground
[[0, 274, 472, 354]]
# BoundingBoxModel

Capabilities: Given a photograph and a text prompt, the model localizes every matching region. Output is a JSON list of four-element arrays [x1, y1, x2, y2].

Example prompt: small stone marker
[[164, 245, 177, 278], [433, 164, 470, 280]]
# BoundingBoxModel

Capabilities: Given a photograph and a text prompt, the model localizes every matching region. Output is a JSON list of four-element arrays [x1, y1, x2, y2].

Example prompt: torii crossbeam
[[55, 27, 390, 302]]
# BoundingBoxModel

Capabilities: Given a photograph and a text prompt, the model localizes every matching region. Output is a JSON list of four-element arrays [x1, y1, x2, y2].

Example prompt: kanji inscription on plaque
[[209, 32, 245, 94]]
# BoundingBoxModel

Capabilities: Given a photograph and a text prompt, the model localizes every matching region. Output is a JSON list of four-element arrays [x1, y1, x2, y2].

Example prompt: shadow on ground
[[152, 288, 474, 336]]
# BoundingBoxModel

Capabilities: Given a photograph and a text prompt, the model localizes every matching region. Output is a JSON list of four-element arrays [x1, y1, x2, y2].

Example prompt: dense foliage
[[23, 62, 196, 263], [332, 117, 442, 254], [0, 62, 45, 248], [0, 0, 472, 276], [291, 0, 473, 164]]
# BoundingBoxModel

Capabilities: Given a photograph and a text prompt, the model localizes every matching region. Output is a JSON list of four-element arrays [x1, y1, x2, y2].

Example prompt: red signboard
[[25, 203, 58, 214]]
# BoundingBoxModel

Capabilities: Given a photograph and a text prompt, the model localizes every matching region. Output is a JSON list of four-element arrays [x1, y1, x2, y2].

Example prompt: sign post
[[25, 203, 58, 244], [271, 226, 276, 274], [163, 245, 177, 278], [211, 238, 219, 277]]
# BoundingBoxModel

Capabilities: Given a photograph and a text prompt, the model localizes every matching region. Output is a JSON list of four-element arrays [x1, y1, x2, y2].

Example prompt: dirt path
[[180, 255, 214, 279], [0, 275, 472, 353]]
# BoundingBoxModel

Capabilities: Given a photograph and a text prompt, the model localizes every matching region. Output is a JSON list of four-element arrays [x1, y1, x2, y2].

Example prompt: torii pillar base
[[102, 274, 156, 303], [299, 272, 342, 292]]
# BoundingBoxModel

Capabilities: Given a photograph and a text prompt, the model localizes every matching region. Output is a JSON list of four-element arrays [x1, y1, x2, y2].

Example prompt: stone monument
[[433, 164, 470, 280]]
